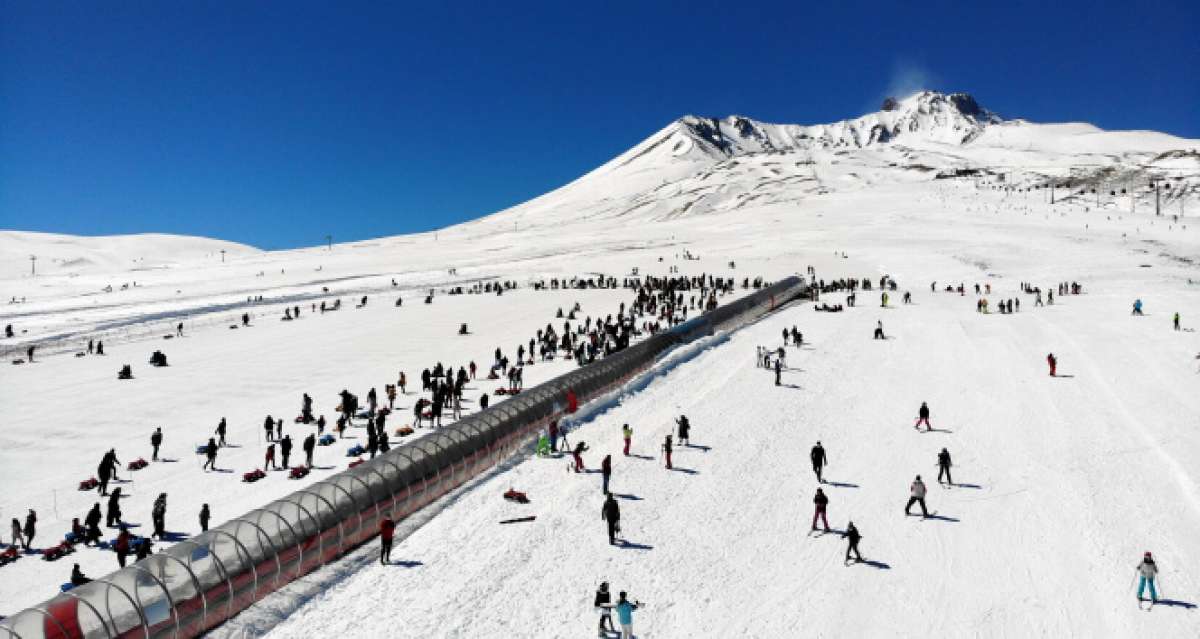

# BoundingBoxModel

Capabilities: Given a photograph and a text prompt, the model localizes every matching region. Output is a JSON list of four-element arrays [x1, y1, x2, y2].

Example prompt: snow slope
[[2, 92, 1200, 636]]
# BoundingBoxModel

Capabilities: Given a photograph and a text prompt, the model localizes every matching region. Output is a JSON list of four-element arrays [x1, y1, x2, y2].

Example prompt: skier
[[622, 423, 632, 456], [601, 454, 612, 494], [303, 433, 316, 467], [1047, 353, 1057, 377], [203, 437, 218, 471], [594, 582, 616, 636], [1136, 552, 1159, 605], [810, 441, 827, 483], [572, 441, 589, 472], [915, 402, 931, 431], [23, 509, 37, 549], [151, 493, 167, 539], [937, 448, 953, 485], [615, 591, 640, 639], [675, 415, 690, 446], [215, 417, 227, 446], [379, 513, 395, 564], [105, 488, 122, 527], [199, 504, 211, 532], [280, 435, 293, 468], [812, 488, 830, 532], [1131, 299, 1144, 316], [844, 521, 863, 563], [662, 434, 673, 470], [601, 493, 621, 545], [150, 427, 163, 461], [905, 475, 929, 517]]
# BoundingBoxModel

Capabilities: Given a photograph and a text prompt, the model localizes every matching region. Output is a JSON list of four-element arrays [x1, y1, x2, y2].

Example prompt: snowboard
[[499, 516, 536, 525]]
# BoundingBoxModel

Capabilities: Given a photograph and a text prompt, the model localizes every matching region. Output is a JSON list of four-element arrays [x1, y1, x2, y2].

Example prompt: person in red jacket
[[114, 527, 132, 568], [379, 514, 395, 565], [812, 488, 830, 532], [1047, 353, 1057, 377]]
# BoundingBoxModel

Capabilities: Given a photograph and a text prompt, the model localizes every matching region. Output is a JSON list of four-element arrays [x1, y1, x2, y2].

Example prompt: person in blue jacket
[[615, 591, 640, 639]]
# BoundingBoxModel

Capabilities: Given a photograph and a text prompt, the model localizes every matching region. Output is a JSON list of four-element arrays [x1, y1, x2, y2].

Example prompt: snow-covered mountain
[[468, 91, 1199, 228]]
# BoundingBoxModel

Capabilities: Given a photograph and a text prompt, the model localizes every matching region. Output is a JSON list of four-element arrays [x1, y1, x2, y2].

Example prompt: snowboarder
[[905, 475, 929, 517], [662, 434, 673, 469], [812, 488, 830, 532], [810, 441, 827, 483], [379, 514, 395, 564], [594, 582, 616, 636], [70, 564, 92, 587], [151, 493, 167, 539], [1136, 551, 1159, 604], [215, 418, 227, 446], [199, 504, 210, 532], [675, 415, 690, 446], [203, 437, 218, 471], [937, 448, 953, 485], [622, 423, 632, 456], [615, 591, 640, 639], [915, 402, 931, 431], [844, 521, 863, 563], [150, 427, 163, 461], [601, 493, 621, 545], [1047, 353, 1057, 377], [601, 454, 612, 494]]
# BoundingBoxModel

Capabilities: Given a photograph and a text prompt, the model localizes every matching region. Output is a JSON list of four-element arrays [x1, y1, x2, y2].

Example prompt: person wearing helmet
[[1136, 552, 1158, 604]]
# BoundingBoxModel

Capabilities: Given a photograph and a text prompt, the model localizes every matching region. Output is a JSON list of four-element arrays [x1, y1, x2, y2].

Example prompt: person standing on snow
[[810, 441, 828, 483], [874, 320, 885, 340], [812, 488, 830, 532], [844, 521, 863, 563], [937, 448, 953, 485], [23, 510, 37, 549], [264, 443, 278, 471], [662, 435, 673, 469], [915, 402, 931, 431], [905, 476, 929, 517], [199, 504, 211, 532], [601, 493, 621, 545], [151, 493, 167, 539], [303, 433, 316, 467], [549, 421, 559, 452], [622, 423, 632, 456], [601, 454, 612, 494], [105, 488, 122, 527], [594, 582, 616, 636], [11, 518, 25, 549], [215, 417, 227, 447], [379, 513, 395, 564], [150, 427, 163, 461], [280, 435, 294, 468], [1174, 312, 1181, 331], [615, 591, 640, 639], [203, 437, 218, 471], [1136, 552, 1159, 604], [573, 441, 588, 473], [1047, 353, 1057, 377]]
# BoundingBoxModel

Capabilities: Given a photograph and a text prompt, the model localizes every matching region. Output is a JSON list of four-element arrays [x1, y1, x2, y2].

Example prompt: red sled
[[78, 478, 99, 491], [288, 466, 310, 479], [0, 546, 19, 565], [127, 458, 149, 471], [242, 469, 266, 483], [503, 488, 529, 504], [348, 458, 365, 469], [42, 542, 74, 562]]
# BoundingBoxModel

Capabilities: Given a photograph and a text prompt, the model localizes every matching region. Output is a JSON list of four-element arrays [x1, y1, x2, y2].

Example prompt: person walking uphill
[[1136, 552, 1159, 604], [601, 493, 621, 545], [812, 488, 830, 532], [905, 475, 929, 517], [810, 441, 827, 483], [379, 513, 395, 564]]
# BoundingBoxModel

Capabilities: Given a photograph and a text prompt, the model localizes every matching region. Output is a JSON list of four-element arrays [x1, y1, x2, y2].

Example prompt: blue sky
[[2, 1, 1197, 249]]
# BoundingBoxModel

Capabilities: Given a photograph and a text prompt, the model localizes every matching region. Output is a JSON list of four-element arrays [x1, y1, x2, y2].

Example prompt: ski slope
[[3, 92, 1200, 635]]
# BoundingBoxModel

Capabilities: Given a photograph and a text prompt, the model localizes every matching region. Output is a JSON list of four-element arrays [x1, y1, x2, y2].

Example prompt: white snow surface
[[2, 92, 1200, 636]]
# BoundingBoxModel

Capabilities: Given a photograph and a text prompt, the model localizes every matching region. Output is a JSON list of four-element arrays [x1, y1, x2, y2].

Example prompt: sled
[[42, 542, 74, 561], [318, 434, 336, 446], [499, 516, 536, 525], [60, 583, 76, 592], [242, 469, 266, 483], [396, 426, 414, 437], [348, 458, 365, 469], [78, 477, 99, 491], [503, 488, 529, 504], [127, 458, 149, 471], [0, 546, 19, 566], [346, 444, 366, 457], [288, 466, 310, 479]]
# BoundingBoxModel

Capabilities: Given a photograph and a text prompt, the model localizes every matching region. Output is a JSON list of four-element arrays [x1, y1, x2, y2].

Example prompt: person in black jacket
[[199, 504, 210, 532], [23, 509, 37, 548], [844, 521, 863, 563], [675, 415, 690, 446], [937, 448, 953, 485], [105, 488, 122, 527], [810, 441, 828, 483], [70, 564, 92, 586], [84, 504, 102, 545], [215, 418, 227, 446], [915, 402, 931, 431], [151, 494, 167, 539], [150, 427, 163, 461], [280, 435, 293, 468], [601, 493, 621, 545], [303, 433, 316, 467], [202, 438, 218, 471], [594, 581, 616, 635]]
